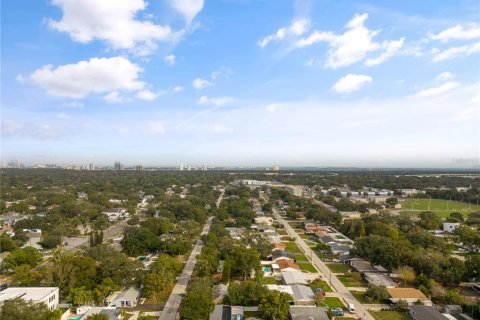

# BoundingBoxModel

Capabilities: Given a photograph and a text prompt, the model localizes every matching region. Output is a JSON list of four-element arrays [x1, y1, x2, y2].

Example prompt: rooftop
[[0, 287, 58, 302], [388, 288, 427, 299]]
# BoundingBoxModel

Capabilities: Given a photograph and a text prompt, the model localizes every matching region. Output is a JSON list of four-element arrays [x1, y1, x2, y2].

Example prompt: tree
[[0, 300, 54, 320], [447, 212, 464, 223], [94, 278, 119, 305], [85, 315, 109, 320], [386, 197, 399, 206], [142, 254, 182, 299], [223, 281, 267, 306], [179, 289, 214, 320], [364, 285, 389, 302], [418, 211, 441, 230], [12, 264, 42, 286], [67, 286, 94, 306], [1, 246, 43, 271], [465, 254, 480, 281], [221, 258, 232, 283], [0, 234, 17, 252], [258, 290, 292, 320], [394, 266, 416, 287]]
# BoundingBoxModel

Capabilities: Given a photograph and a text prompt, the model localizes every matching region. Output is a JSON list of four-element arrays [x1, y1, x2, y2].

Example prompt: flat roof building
[[0, 287, 59, 311]]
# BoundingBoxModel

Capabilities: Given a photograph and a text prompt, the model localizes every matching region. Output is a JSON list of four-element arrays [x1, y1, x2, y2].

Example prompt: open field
[[370, 311, 411, 320], [337, 273, 367, 287], [323, 297, 345, 309], [298, 262, 317, 273], [400, 198, 480, 217], [261, 277, 277, 284], [327, 263, 351, 274], [309, 278, 332, 292]]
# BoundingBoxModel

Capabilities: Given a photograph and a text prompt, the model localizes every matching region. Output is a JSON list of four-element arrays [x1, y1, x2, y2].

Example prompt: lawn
[[337, 273, 367, 287], [322, 297, 345, 309], [143, 287, 172, 306], [244, 311, 261, 318], [286, 242, 302, 253], [370, 311, 411, 320], [401, 198, 480, 217], [351, 290, 375, 304], [261, 277, 277, 284], [298, 262, 317, 273], [294, 253, 309, 262], [326, 263, 351, 274], [309, 279, 332, 292]]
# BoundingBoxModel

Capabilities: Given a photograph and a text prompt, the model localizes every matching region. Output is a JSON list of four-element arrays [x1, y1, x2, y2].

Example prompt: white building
[[0, 287, 59, 310], [272, 164, 280, 171], [106, 287, 140, 308], [240, 179, 269, 186], [285, 185, 303, 197], [443, 223, 460, 233], [103, 208, 128, 222]]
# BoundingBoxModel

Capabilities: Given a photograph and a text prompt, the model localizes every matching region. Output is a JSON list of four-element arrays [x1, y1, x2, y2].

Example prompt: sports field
[[400, 198, 480, 217]]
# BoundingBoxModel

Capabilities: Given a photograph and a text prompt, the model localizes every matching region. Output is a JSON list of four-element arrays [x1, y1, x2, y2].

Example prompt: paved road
[[159, 216, 214, 320], [159, 190, 223, 320], [273, 208, 374, 320]]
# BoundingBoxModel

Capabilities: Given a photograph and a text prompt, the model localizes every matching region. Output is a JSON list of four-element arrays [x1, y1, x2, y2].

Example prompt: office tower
[[273, 164, 280, 171], [114, 161, 122, 170], [187, 165, 191, 171], [134, 165, 143, 171], [202, 164, 207, 171], [179, 164, 184, 171], [88, 163, 95, 171]]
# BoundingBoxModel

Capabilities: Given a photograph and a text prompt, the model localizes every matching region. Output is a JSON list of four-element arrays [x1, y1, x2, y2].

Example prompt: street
[[273, 208, 374, 320]]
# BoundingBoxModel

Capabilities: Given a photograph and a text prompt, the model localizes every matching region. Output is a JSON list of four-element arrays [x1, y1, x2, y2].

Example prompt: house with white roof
[[0, 287, 59, 310]]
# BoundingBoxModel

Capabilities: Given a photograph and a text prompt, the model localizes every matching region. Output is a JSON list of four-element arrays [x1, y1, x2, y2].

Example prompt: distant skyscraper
[[134, 165, 143, 171], [114, 161, 122, 170], [179, 164, 184, 171], [202, 164, 207, 171], [273, 164, 280, 171], [187, 165, 191, 171], [88, 163, 95, 170]]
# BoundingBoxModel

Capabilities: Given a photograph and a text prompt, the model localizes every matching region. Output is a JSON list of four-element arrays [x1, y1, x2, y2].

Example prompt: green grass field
[[401, 198, 480, 217], [298, 262, 317, 273], [370, 311, 411, 320], [295, 253, 308, 262], [286, 241, 302, 253], [337, 272, 367, 287], [323, 297, 345, 309], [327, 263, 351, 274], [309, 279, 332, 292], [261, 277, 277, 284]]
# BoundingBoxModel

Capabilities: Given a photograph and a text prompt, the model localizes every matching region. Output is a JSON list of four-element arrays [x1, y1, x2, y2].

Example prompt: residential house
[[363, 273, 397, 288], [289, 306, 329, 320], [276, 259, 300, 271], [409, 305, 448, 320], [281, 270, 307, 285], [271, 249, 295, 261], [0, 287, 59, 311], [266, 284, 315, 306], [209, 305, 244, 320], [103, 208, 128, 222], [106, 287, 140, 308], [387, 288, 432, 306], [443, 223, 460, 233]]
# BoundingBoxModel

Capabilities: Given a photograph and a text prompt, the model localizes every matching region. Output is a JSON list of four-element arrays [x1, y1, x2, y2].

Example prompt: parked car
[[331, 308, 344, 316]]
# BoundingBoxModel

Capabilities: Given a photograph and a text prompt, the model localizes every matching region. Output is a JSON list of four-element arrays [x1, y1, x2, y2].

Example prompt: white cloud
[[63, 101, 85, 109], [211, 66, 233, 80], [173, 86, 184, 92], [168, 0, 204, 24], [27, 57, 144, 98], [56, 112, 71, 120], [104, 91, 124, 103], [296, 13, 404, 68], [147, 121, 166, 134], [211, 125, 232, 133], [435, 72, 454, 82], [192, 78, 214, 90], [414, 81, 459, 98], [164, 54, 176, 66], [48, 0, 175, 55], [332, 74, 372, 94], [430, 23, 480, 42], [136, 90, 157, 101], [198, 96, 233, 106], [432, 42, 480, 62], [266, 104, 281, 112], [365, 38, 405, 66], [258, 18, 310, 48]]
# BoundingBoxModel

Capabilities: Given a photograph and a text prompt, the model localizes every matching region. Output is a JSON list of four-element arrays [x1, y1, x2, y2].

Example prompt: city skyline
[[1, 0, 479, 168]]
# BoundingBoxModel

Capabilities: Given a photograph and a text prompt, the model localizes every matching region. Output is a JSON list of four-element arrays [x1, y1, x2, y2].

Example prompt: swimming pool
[[263, 266, 271, 273]]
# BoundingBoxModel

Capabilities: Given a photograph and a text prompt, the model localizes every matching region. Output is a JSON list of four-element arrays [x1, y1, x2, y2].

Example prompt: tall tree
[[258, 290, 292, 320]]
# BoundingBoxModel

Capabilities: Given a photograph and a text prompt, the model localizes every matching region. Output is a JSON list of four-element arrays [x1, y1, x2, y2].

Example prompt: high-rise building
[[88, 163, 95, 170], [134, 165, 143, 171], [187, 165, 191, 171], [179, 164, 184, 171], [202, 164, 207, 171], [273, 164, 280, 171], [114, 161, 123, 170]]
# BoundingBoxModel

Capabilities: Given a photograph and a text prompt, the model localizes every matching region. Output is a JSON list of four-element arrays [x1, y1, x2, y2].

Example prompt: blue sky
[[1, 0, 479, 168]]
